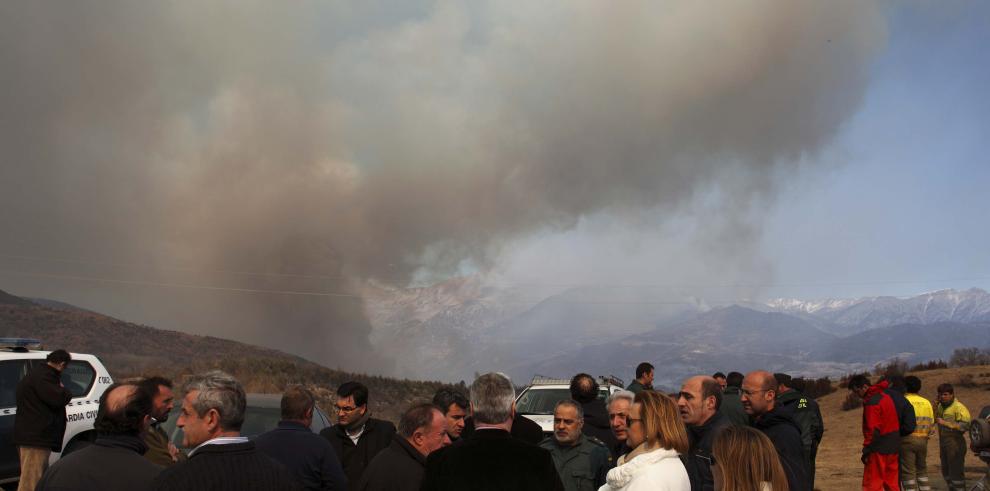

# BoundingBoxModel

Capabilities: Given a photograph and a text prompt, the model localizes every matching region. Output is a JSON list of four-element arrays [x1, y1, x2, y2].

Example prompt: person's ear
[[510, 401, 516, 419], [305, 406, 314, 420], [206, 408, 221, 432], [469, 402, 475, 417]]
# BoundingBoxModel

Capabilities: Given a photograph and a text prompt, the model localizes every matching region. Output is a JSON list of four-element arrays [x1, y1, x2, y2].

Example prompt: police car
[[0, 338, 113, 487], [515, 375, 625, 436]]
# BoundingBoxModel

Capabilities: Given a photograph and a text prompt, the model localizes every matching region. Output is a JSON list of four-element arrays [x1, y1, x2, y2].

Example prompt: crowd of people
[[8, 349, 981, 490]]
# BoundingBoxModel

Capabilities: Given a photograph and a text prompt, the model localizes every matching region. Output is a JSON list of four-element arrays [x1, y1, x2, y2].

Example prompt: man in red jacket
[[849, 375, 901, 491]]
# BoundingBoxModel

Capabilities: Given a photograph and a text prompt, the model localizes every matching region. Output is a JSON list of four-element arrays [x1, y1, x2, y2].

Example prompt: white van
[[0, 339, 114, 487]]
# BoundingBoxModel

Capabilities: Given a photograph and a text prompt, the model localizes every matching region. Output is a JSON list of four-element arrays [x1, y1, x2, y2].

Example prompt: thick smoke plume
[[0, 1, 885, 373]]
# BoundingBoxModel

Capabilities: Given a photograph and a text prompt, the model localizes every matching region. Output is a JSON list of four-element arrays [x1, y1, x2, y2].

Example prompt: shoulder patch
[[585, 436, 607, 447]]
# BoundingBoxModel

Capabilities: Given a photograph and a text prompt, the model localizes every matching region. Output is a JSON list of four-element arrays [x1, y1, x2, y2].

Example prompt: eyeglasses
[[625, 416, 643, 426], [334, 405, 359, 414]]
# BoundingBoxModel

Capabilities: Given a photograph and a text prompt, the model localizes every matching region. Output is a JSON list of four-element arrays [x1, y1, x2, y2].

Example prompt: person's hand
[[937, 418, 947, 426], [168, 442, 180, 462]]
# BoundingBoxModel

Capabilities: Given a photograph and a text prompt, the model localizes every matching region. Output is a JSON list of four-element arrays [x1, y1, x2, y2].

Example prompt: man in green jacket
[[774, 373, 824, 486], [718, 371, 749, 426], [539, 400, 612, 491], [626, 363, 654, 394]]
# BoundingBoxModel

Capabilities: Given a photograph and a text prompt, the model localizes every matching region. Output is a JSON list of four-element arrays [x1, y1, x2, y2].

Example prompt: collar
[[392, 434, 427, 465], [608, 446, 681, 487], [277, 420, 311, 431], [189, 436, 249, 457]]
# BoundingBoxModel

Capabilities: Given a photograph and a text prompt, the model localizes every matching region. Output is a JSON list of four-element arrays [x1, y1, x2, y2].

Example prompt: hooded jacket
[[752, 407, 811, 491], [861, 381, 900, 456], [597, 447, 690, 491], [774, 390, 824, 460]]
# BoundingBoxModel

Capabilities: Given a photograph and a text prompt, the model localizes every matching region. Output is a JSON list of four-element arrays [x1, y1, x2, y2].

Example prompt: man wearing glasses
[[320, 381, 396, 491], [741, 370, 811, 491]]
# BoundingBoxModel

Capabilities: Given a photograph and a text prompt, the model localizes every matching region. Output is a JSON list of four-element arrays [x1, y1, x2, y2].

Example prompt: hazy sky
[[0, 2, 986, 371]]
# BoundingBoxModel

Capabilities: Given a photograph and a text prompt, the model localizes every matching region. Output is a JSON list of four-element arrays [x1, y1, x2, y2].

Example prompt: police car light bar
[[0, 337, 43, 349]]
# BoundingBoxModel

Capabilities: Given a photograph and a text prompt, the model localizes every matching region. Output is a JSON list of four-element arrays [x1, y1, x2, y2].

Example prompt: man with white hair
[[606, 390, 635, 459], [420, 372, 564, 491], [152, 371, 299, 491]]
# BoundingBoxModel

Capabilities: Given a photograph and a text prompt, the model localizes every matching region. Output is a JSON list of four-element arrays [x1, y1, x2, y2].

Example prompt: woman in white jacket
[[599, 391, 691, 491]]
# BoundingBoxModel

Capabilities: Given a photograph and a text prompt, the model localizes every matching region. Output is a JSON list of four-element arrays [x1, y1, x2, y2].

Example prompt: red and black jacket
[[862, 381, 900, 456]]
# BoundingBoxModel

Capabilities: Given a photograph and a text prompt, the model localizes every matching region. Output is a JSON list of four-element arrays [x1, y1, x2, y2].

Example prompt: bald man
[[677, 376, 730, 491], [741, 371, 811, 491], [37, 383, 163, 491]]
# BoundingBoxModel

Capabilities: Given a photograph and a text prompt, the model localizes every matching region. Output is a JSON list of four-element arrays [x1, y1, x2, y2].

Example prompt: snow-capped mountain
[[766, 288, 990, 335]]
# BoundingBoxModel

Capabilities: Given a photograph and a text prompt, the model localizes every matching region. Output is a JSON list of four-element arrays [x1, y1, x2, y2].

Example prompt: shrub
[[958, 373, 978, 388], [909, 359, 948, 372], [950, 347, 990, 367], [841, 391, 862, 411], [792, 376, 836, 399], [874, 358, 908, 378]]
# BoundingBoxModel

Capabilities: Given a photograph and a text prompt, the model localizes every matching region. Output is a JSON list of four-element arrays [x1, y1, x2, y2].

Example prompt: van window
[[0, 360, 31, 407], [61, 361, 96, 398]]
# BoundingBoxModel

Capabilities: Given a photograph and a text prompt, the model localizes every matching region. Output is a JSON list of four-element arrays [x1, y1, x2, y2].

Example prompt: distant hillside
[[0, 289, 455, 422], [817, 321, 990, 363]]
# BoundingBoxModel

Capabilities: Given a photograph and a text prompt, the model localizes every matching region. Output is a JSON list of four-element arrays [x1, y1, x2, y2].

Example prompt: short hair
[[95, 383, 154, 435], [337, 381, 369, 407], [182, 371, 246, 431], [905, 376, 922, 393], [570, 373, 599, 403], [726, 372, 744, 388], [398, 403, 440, 438], [773, 373, 792, 387], [138, 376, 173, 397], [607, 390, 635, 408], [470, 373, 515, 425], [713, 372, 726, 380], [701, 378, 723, 410], [281, 385, 315, 420], [635, 391, 689, 454], [937, 383, 954, 395], [46, 349, 71, 364], [887, 375, 906, 393], [848, 375, 871, 390], [432, 388, 469, 414], [555, 399, 584, 420], [636, 363, 654, 379]]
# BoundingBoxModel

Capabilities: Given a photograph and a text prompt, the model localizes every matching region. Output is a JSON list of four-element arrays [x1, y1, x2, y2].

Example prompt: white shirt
[[188, 436, 249, 457]]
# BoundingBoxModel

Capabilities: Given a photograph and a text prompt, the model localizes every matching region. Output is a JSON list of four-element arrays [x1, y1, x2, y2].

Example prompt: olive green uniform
[[539, 434, 612, 491], [937, 398, 971, 491]]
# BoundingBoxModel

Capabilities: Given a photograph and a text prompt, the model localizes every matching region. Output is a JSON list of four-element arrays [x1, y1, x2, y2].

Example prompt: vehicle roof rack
[[0, 337, 43, 352]]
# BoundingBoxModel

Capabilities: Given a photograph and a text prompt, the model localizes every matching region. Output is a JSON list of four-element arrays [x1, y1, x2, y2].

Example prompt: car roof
[[245, 393, 283, 408], [0, 350, 98, 361]]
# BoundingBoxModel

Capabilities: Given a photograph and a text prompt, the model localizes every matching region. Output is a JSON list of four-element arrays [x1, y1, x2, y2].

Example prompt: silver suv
[[515, 375, 625, 435]]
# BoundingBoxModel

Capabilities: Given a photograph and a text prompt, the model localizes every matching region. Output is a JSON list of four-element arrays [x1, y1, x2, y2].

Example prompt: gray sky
[[1, 1, 986, 372]]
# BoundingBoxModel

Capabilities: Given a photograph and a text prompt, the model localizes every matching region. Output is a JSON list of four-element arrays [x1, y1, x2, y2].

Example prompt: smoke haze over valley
[[1, 2, 988, 378]]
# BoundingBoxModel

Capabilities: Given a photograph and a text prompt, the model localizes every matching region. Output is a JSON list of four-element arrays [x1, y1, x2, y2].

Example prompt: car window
[[60, 361, 95, 398], [0, 360, 31, 407], [515, 388, 570, 415]]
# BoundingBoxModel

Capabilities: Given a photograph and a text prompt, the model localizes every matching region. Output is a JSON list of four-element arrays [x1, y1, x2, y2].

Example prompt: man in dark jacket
[[570, 373, 618, 451], [742, 371, 811, 491], [678, 376, 731, 491], [849, 375, 900, 491], [460, 413, 544, 445], [14, 349, 73, 491], [256, 386, 348, 490], [774, 373, 824, 486], [885, 375, 917, 437], [37, 383, 163, 491], [719, 371, 749, 426], [432, 389, 468, 442], [421, 373, 564, 491], [153, 371, 299, 491], [357, 403, 449, 491], [319, 382, 396, 490]]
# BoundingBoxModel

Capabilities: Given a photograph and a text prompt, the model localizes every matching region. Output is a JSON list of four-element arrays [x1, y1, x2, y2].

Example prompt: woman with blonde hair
[[599, 391, 690, 490], [711, 425, 790, 491]]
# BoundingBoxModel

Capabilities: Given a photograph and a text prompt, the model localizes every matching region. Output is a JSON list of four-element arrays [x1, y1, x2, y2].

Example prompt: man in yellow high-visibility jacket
[[936, 383, 971, 491], [902, 376, 935, 491]]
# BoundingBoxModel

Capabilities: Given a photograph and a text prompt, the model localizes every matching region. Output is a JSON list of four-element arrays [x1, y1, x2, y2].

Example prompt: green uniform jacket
[[142, 424, 186, 467], [539, 434, 612, 491], [719, 387, 750, 427], [626, 380, 651, 394], [936, 399, 971, 440]]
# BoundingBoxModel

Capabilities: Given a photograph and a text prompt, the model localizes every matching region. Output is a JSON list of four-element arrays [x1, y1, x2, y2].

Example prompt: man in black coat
[[153, 371, 299, 491], [358, 403, 449, 491], [742, 371, 811, 491], [570, 373, 619, 452], [37, 383, 163, 491], [460, 413, 544, 445], [319, 382, 396, 491], [678, 376, 731, 491], [421, 373, 564, 491], [256, 386, 348, 490], [14, 349, 73, 491]]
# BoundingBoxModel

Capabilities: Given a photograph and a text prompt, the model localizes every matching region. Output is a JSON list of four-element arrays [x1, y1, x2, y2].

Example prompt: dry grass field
[[815, 366, 990, 490]]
